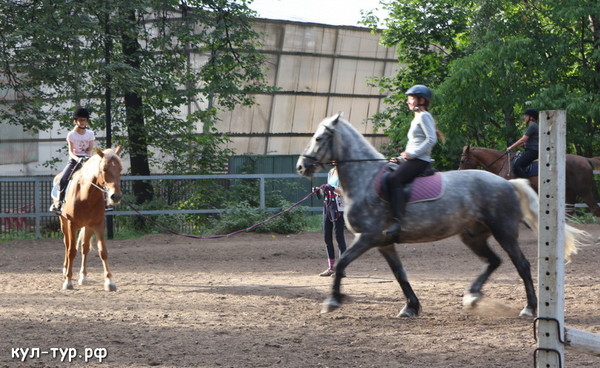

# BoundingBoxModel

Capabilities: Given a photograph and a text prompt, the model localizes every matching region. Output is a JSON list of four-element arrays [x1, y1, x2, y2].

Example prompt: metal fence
[[2, 171, 599, 240], [0, 173, 328, 240]]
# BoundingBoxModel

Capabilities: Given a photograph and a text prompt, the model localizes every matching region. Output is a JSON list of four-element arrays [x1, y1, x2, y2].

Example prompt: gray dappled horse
[[297, 114, 587, 318]]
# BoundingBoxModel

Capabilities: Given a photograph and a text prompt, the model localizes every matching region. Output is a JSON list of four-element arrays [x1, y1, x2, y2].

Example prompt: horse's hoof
[[519, 307, 535, 317], [463, 292, 483, 308], [105, 281, 117, 292], [320, 297, 341, 314], [62, 281, 73, 290], [398, 305, 418, 317], [78, 276, 86, 286]]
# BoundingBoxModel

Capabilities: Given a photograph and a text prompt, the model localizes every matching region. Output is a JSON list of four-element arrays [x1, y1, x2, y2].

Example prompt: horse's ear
[[95, 147, 104, 158], [333, 112, 344, 124], [114, 145, 122, 155]]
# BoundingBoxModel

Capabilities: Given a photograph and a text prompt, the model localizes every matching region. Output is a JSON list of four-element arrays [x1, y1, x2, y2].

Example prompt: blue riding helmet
[[405, 85, 432, 102]]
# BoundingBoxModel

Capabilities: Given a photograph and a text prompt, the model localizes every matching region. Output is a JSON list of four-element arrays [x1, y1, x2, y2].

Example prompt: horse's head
[[95, 146, 124, 206], [296, 114, 341, 177], [459, 145, 477, 169]]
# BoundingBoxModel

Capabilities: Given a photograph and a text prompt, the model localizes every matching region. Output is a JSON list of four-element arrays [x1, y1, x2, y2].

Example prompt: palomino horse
[[297, 115, 588, 317], [459, 146, 600, 218], [53, 147, 123, 291]]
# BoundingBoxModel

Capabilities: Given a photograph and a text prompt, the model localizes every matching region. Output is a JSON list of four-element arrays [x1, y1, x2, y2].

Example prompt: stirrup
[[49, 202, 63, 214]]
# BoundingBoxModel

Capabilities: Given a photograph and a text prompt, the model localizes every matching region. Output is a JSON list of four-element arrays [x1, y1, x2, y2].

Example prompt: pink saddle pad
[[408, 173, 444, 203], [374, 166, 444, 203]]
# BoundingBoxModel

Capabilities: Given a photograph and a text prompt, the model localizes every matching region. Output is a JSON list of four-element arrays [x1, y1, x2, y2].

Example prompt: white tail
[[509, 178, 590, 263], [76, 228, 96, 252]]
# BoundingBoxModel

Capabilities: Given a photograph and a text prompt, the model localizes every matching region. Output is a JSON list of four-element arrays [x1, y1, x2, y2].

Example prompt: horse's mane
[[335, 117, 385, 160], [79, 148, 122, 179]]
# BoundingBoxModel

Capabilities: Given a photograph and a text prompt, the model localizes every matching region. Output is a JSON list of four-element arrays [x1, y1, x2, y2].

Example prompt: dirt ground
[[1, 224, 599, 368]]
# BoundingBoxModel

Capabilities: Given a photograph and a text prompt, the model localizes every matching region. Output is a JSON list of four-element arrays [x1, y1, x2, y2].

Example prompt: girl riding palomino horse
[[50, 107, 95, 214], [50, 107, 112, 214]]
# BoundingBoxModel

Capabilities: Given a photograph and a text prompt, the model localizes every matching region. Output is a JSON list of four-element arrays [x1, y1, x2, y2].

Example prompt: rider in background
[[49, 107, 95, 214], [383, 85, 438, 235], [507, 108, 539, 178]]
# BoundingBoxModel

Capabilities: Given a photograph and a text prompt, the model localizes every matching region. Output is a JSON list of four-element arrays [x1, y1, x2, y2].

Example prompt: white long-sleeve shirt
[[405, 111, 437, 162]]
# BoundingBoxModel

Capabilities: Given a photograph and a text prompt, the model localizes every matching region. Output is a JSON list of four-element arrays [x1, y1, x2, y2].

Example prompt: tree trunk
[[122, 9, 153, 204]]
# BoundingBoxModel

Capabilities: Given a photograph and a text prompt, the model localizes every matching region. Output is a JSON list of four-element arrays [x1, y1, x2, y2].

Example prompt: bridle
[[460, 148, 511, 176], [88, 156, 119, 194], [300, 123, 387, 166]]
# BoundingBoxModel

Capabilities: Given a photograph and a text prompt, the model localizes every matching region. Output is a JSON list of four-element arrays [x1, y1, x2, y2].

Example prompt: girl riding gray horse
[[297, 114, 587, 318]]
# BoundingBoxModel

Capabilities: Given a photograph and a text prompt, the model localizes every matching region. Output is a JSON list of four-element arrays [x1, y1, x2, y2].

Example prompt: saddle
[[51, 157, 88, 203], [374, 163, 444, 203], [511, 152, 538, 178]]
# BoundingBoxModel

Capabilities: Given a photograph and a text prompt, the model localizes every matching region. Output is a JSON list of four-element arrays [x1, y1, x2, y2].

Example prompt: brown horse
[[53, 147, 123, 291], [459, 145, 600, 217], [590, 156, 600, 171]]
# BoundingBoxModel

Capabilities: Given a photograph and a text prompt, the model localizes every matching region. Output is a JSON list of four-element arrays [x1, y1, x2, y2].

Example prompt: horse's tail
[[587, 156, 600, 170], [509, 178, 589, 263], [76, 228, 96, 252], [510, 179, 538, 234]]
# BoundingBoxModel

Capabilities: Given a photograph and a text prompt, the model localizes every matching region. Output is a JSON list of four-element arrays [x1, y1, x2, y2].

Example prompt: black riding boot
[[383, 187, 406, 235]]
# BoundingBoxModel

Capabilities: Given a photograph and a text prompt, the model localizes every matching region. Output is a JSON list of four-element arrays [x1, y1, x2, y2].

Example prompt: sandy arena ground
[[1, 224, 599, 367]]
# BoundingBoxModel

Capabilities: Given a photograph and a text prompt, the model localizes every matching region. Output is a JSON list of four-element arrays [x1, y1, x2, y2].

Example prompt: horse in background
[[53, 146, 123, 291], [590, 156, 600, 171], [297, 115, 589, 318], [459, 145, 600, 218]]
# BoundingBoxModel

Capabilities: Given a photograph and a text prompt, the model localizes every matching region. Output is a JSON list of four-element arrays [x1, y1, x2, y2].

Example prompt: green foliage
[[116, 195, 188, 233], [363, 0, 600, 164], [568, 209, 599, 225], [206, 199, 308, 235], [0, 0, 272, 174]]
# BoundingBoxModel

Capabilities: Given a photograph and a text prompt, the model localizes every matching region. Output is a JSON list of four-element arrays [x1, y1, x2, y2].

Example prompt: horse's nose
[[111, 192, 123, 203]]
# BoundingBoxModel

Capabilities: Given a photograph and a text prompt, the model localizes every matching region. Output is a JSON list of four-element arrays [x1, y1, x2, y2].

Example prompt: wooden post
[[536, 110, 566, 367]]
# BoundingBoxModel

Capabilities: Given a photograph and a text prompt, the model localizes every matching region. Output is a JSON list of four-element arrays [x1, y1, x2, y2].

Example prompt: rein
[[90, 182, 107, 193], [118, 191, 316, 240], [300, 154, 388, 167], [465, 149, 511, 175]]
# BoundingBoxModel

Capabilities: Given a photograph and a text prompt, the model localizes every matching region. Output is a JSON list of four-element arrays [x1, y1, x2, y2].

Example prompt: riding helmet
[[72, 107, 90, 120], [405, 85, 432, 103], [523, 108, 538, 120]]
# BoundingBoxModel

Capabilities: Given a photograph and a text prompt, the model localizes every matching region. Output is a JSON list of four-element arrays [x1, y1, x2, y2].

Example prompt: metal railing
[[1, 171, 598, 240], [0, 173, 328, 239]]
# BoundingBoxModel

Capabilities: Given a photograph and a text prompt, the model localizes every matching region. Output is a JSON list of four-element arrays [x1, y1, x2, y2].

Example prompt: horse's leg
[[459, 226, 501, 307], [78, 228, 93, 285], [61, 221, 77, 290], [378, 244, 420, 317], [489, 225, 537, 317], [565, 190, 577, 217], [94, 227, 116, 291], [576, 186, 600, 218], [322, 233, 378, 313]]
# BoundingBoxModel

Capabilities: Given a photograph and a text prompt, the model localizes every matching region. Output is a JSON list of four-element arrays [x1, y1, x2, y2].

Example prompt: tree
[[363, 0, 600, 167], [0, 0, 270, 203]]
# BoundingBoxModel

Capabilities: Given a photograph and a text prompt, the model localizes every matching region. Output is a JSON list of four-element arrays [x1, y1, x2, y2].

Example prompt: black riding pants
[[513, 150, 538, 178], [58, 158, 82, 201], [323, 208, 346, 260], [387, 158, 431, 188]]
